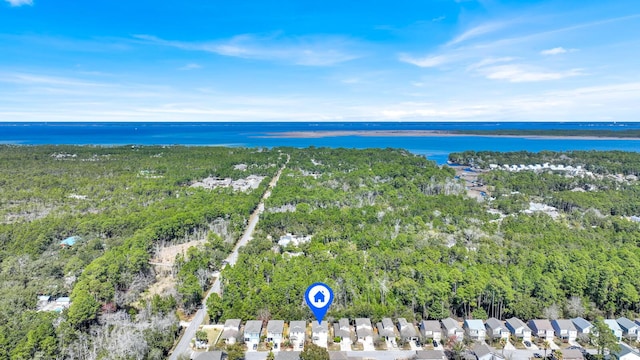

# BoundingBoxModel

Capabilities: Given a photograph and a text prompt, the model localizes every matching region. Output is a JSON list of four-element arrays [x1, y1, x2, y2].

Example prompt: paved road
[[169, 157, 287, 360]]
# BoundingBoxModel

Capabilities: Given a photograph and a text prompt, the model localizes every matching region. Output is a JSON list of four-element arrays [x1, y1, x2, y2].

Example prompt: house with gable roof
[[506, 317, 532, 342], [464, 319, 486, 342], [485, 318, 509, 340]]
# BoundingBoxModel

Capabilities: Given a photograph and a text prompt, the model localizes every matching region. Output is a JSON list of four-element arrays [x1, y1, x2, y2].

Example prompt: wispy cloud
[[478, 64, 583, 82], [134, 34, 361, 66], [5, 0, 32, 7], [398, 54, 450, 68], [540, 47, 568, 55], [179, 63, 202, 71], [447, 22, 507, 46]]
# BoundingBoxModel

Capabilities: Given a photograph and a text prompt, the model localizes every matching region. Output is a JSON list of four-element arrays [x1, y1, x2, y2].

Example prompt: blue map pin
[[305, 282, 334, 325]]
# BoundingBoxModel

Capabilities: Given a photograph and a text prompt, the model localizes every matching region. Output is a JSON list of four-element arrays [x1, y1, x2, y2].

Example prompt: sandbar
[[259, 130, 640, 140]]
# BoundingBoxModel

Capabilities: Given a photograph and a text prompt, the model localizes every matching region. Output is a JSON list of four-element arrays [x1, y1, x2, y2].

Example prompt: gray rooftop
[[552, 319, 576, 331], [571, 317, 592, 331], [275, 351, 301, 360], [289, 321, 306, 334], [442, 317, 461, 331], [398, 318, 418, 338], [421, 320, 442, 332], [312, 321, 328, 333], [334, 323, 350, 339], [355, 318, 372, 329], [329, 352, 349, 360], [244, 320, 263, 334], [267, 320, 285, 334], [194, 351, 224, 360], [473, 343, 493, 359], [617, 317, 638, 331], [339, 318, 350, 329], [563, 349, 585, 360], [416, 350, 446, 360], [224, 319, 241, 329], [377, 322, 396, 338], [506, 317, 527, 330], [382, 318, 395, 329], [485, 318, 504, 330], [529, 319, 553, 331]]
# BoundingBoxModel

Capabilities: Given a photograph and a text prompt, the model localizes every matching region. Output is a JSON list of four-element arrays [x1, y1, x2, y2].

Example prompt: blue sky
[[0, 0, 639, 122]]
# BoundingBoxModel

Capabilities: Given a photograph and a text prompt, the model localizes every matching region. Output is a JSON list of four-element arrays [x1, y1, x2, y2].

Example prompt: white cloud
[[478, 64, 583, 82], [541, 47, 568, 55], [5, 0, 32, 7], [467, 57, 515, 71], [179, 63, 202, 71], [399, 54, 450, 68], [447, 22, 507, 46], [134, 34, 361, 66]]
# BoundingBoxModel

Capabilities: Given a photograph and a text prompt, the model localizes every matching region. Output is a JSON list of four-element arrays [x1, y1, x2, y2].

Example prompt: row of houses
[[217, 316, 640, 350]]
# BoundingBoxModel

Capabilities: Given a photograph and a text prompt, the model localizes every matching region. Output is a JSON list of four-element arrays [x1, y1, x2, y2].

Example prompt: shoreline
[[259, 130, 640, 140]]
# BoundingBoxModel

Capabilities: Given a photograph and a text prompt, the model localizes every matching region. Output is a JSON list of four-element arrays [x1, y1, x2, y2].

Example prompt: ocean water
[[1, 122, 639, 164]]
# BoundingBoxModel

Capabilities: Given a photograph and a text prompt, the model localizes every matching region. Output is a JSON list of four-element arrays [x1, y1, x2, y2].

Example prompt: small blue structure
[[60, 236, 79, 247]]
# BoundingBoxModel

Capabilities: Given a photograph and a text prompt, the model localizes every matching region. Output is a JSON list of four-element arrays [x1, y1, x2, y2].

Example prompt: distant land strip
[[261, 129, 640, 140]]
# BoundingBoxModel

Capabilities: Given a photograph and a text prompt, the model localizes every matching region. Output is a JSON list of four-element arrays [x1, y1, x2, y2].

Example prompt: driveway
[[504, 340, 516, 350]]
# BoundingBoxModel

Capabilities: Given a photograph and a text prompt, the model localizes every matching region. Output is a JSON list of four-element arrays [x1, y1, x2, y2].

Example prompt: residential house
[[398, 318, 419, 342], [334, 319, 351, 342], [420, 320, 443, 342], [312, 321, 328, 348], [506, 317, 532, 342], [194, 351, 225, 360], [275, 352, 301, 360], [473, 343, 495, 360], [571, 318, 593, 338], [562, 349, 585, 360], [551, 319, 577, 342], [464, 319, 486, 342], [485, 318, 509, 340], [377, 318, 397, 341], [442, 318, 464, 342], [356, 318, 374, 344], [267, 320, 285, 350], [604, 319, 623, 341], [617, 317, 639, 340], [220, 319, 241, 345], [244, 320, 263, 350], [416, 349, 447, 360], [289, 321, 306, 350], [527, 320, 554, 342], [611, 343, 640, 360]]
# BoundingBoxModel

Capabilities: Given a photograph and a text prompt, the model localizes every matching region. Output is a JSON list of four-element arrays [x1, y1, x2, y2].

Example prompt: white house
[[464, 319, 486, 342], [398, 318, 419, 342], [220, 319, 241, 345], [312, 321, 328, 348], [612, 343, 640, 360], [420, 320, 443, 342], [506, 317, 532, 342], [551, 319, 577, 342], [528, 320, 554, 342], [378, 318, 397, 341], [244, 320, 263, 350], [604, 319, 623, 341], [473, 343, 498, 360], [485, 318, 509, 340], [289, 321, 306, 350], [334, 318, 351, 342], [442, 318, 464, 342], [356, 318, 374, 344], [267, 320, 285, 350]]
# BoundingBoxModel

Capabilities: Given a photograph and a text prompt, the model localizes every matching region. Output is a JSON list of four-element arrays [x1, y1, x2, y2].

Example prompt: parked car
[[524, 341, 532, 347], [534, 353, 542, 358], [433, 340, 439, 347]]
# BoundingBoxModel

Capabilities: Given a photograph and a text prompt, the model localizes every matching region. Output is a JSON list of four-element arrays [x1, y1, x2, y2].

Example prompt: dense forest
[[2, 146, 640, 359], [0, 145, 283, 359], [214, 149, 640, 325]]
